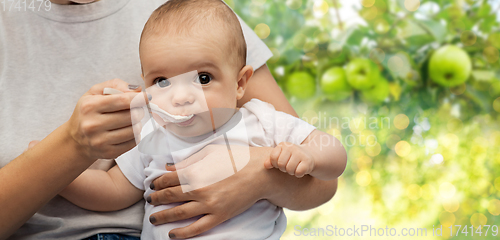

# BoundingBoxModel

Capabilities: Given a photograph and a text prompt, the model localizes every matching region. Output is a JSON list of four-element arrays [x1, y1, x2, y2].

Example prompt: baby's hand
[[264, 142, 315, 178]]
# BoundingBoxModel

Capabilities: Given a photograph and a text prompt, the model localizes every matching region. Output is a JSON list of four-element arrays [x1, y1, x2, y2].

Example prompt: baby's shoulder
[[239, 98, 277, 114]]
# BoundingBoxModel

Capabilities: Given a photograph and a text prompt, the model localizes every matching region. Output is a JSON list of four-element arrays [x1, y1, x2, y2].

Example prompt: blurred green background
[[228, 0, 500, 239]]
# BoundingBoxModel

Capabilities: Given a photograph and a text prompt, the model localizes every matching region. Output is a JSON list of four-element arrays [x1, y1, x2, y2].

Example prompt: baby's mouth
[[175, 115, 196, 127], [148, 103, 195, 123]]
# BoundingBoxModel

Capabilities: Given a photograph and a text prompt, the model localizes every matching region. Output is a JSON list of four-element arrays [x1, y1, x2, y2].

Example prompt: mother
[[0, 0, 339, 239]]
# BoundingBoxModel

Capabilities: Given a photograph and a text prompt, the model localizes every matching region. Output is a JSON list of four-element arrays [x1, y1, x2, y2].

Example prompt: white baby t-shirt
[[115, 99, 316, 240]]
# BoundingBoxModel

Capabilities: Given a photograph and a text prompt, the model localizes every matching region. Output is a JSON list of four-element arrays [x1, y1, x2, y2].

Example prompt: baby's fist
[[265, 142, 314, 178]]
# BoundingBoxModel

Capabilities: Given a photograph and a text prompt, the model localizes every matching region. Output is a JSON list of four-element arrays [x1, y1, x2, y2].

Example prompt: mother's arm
[[238, 65, 299, 118], [0, 80, 141, 239], [147, 65, 339, 239]]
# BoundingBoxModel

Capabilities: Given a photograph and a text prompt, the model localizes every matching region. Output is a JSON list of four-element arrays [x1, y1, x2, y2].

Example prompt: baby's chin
[[162, 114, 214, 138], [166, 126, 214, 140]]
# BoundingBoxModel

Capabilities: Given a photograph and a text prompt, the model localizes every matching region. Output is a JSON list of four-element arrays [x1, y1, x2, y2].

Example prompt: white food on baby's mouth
[[148, 103, 194, 123]]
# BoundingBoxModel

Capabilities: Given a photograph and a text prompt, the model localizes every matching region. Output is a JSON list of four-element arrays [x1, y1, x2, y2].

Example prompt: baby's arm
[[59, 165, 143, 212], [265, 130, 347, 181]]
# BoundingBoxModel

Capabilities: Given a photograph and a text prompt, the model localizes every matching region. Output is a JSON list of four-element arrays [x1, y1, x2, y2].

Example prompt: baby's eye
[[153, 77, 171, 88], [196, 73, 212, 85]]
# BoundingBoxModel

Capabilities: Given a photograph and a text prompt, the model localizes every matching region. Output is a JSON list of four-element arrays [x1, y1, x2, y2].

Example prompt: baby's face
[[140, 33, 241, 138]]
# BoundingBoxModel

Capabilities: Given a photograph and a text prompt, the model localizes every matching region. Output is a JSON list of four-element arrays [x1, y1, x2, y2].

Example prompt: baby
[[60, 0, 346, 239]]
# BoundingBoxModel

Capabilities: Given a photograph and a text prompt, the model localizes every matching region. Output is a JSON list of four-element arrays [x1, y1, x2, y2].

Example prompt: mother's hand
[[147, 146, 274, 239], [0, 79, 146, 239], [66, 79, 143, 162]]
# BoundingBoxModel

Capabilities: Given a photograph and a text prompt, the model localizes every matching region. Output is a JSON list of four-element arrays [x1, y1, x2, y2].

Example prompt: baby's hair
[[140, 0, 247, 69]]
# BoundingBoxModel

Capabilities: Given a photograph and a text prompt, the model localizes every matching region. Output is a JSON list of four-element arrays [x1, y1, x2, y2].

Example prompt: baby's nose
[[172, 90, 195, 106]]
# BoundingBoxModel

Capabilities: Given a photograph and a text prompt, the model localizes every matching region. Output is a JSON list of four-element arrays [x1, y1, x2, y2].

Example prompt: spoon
[[103, 88, 193, 123]]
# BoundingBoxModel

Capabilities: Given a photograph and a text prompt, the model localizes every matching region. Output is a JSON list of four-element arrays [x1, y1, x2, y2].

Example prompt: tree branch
[[332, 0, 344, 30]]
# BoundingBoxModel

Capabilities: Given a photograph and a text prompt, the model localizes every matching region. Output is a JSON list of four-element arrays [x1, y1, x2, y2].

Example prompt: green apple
[[345, 58, 381, 90], [361, 78, 390, 103], [320, 67, 352, 101], [286, 71, 316, 99], [429, 45, 472, 87]]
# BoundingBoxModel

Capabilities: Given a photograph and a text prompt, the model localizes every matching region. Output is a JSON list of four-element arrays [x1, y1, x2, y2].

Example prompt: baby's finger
[[295, 162, 311, 178], [277, 147, 292, 172], [263, 158, 273, 169], [285, 154, 301, 176], [269, 146, 282, 169], [270, 146, 281, 161]]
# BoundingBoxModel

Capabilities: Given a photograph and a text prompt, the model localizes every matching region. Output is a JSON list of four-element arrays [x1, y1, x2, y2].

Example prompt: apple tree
[[230, 0, 500, 239]]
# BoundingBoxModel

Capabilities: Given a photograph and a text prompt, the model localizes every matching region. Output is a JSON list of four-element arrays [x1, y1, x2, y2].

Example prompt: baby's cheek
[[203, 96, 216, 109]]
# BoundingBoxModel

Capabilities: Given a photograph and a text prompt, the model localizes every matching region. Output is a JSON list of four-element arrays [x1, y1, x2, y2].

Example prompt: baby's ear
[[236, 65, 253, 100]]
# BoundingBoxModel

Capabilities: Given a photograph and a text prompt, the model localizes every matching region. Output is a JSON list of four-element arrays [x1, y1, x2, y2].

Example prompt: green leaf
[[345, 27, 367, 46], [399, 20, 428, 39], [415, 19, 447, 43], [405, 35, 435, 46], [477, 3, 492, 18], [479, 15, 497, 33], [330, 27, 355, 46]]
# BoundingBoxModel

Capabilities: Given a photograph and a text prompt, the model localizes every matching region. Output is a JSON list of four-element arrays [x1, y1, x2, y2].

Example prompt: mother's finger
[[93, 92, 142, 113], [167, 215, 222, 239], [149, 201, 206, 226], [130, 105, 146, 125], [100, 110, 133, 131], [97, 138, 137, 160], [148, 185, 194, 206], [77, 109, 133, 138], [105, 126, 135, 145], [88, 78, 141, 95], [150, 171, 181, 191]]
